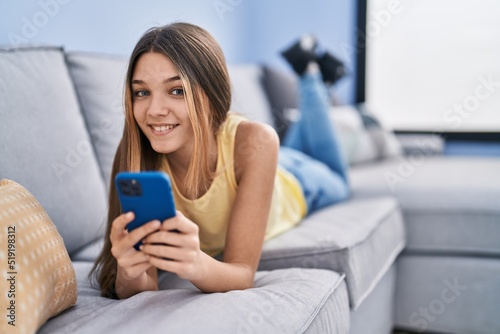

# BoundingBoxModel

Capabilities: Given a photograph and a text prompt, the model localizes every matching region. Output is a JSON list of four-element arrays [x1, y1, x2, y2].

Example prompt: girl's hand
[[140, 210, 202, 280], [110, 212, 161, 282]]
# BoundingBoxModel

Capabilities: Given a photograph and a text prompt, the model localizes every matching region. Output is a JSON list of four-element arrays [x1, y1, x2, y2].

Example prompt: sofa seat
[[258, 196, 405, 309], [39, 262, 350, 334], [349, 156, 500, 256]]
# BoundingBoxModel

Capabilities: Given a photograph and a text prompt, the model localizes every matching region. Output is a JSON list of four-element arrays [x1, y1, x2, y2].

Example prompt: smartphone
[[115, 171, 176, 250]]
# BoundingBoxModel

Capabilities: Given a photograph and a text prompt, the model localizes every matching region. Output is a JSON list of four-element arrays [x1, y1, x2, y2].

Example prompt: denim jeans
[[279, 72, 349, 214]]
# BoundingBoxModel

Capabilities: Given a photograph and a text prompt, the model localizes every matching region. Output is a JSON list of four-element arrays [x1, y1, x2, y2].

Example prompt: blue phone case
[[115, 171, 176, 250]]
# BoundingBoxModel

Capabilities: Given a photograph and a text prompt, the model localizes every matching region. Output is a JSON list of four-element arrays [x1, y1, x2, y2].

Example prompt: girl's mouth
[[151, 124, 178, 131], [149, 124, 179, 135]]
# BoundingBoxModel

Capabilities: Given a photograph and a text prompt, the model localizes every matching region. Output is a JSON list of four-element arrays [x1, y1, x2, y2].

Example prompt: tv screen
[[365, 0, 500, 132]]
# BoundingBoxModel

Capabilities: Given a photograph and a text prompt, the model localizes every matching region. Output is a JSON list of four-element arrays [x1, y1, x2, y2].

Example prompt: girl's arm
[[141, 121, 279, 292], [195, 121, 280, 291], [218, 121, 280, 288]]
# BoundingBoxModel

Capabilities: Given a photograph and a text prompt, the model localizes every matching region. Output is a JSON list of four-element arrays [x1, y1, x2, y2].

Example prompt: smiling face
[[132, 52, 194, 156]]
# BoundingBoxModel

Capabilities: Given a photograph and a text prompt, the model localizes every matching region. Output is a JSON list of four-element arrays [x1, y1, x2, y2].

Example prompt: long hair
[[90, 22, 232, 298]]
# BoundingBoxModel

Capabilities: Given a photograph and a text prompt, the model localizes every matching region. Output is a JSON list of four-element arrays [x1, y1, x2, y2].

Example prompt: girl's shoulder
[[235, 119, 279, 145], [233, 118, 279, 178], [221, 112, 279, 149]]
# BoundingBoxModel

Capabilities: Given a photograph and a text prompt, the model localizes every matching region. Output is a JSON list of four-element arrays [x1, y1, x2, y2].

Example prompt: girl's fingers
[[124, 220, 161, 248], [160, 211, 199, 235], [142, 230, 184, 247], [147, 256, 181, 273], [111, 219, 161, 256], [110, 212, 135, 243], [116, 248, 150, 268], [140, 243, 184, 261], [146, 256, 197, 281]]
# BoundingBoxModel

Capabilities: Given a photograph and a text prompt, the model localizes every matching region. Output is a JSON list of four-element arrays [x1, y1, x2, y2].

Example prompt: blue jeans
[[279, 72, 349, 214]]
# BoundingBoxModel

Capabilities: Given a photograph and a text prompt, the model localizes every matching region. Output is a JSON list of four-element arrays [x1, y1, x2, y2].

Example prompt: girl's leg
[[279, 147, 349, 213], [280, 37, 349, 213], [282, 71, 349, 183]]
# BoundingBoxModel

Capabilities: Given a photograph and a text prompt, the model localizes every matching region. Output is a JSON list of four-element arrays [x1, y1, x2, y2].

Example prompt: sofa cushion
[[259, 196, 405, 309], [350, 263, 397, 334], [66, 52, 128, 189], [322, 105, 403, 166], [0, 179, 77, 334], [355, 103, 403, 160], [39, 262, 350, 334], [227, 64, 275, 127], [261, 65, 298, 139], [0, 47, 108, 255], [349, 156, 500, 255]]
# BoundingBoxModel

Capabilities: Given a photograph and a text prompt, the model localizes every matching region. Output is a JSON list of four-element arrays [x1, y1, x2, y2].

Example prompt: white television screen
[[365, 0, 500, 132]]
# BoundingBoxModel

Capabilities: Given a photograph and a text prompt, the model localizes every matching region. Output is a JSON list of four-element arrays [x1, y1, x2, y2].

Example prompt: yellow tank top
[[161, 113, 307, 257]]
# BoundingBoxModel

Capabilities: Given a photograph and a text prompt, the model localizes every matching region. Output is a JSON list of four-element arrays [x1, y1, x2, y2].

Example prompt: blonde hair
[[91, 22, 231, 297]]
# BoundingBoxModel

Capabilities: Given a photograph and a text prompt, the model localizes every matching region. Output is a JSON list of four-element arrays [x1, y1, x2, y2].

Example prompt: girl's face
[[132, 52, 194, 156]]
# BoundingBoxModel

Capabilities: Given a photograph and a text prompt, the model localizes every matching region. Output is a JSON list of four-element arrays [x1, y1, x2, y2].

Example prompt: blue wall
[[237, 1, 357, 103], [0, 0, 357, 103]]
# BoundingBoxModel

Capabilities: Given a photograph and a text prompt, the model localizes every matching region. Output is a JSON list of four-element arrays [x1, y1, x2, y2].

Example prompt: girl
[[92, 22, 349, 299]]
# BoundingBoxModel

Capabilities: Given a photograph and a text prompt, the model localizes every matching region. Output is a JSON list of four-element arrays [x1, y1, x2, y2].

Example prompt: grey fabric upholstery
[[0, 47, 107, 255], [66, 52, 128, 189], [350, 263, 396, 334], [355, 103, 403, 161], [350, 156, 500, 255], [395, 255, 500, 334], [259, 196, 405, 309], [40, 262, 350, 334], [70, 238, 104, 261], [261, 65, 298, 139], [227, 64, 275, 126]]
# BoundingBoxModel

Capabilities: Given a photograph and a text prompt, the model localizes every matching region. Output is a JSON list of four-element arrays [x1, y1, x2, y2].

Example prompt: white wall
[[366, 0, 500, 132]]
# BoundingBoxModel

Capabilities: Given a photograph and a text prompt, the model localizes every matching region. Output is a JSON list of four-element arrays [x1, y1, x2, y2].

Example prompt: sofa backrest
[[66, 52, 128, 189], [227, 64, 275, 126], [0, 47, 108, 255], [0, 46, 403, 257]]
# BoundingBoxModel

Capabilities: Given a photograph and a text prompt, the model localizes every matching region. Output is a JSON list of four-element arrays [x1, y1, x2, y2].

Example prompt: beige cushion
[[0, 179, 77, 334]]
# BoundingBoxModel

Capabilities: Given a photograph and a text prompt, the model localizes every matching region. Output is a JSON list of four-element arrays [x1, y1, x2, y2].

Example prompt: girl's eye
[[134, 90, 149, 98], [171, 88, 184, 96]]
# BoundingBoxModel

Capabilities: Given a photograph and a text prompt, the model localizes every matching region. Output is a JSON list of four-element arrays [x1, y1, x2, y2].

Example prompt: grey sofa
[[0, 46, 498, 334]]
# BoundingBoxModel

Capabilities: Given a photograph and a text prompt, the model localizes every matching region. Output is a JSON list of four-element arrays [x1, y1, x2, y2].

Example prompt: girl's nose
[[147, 95, 169, 117]]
